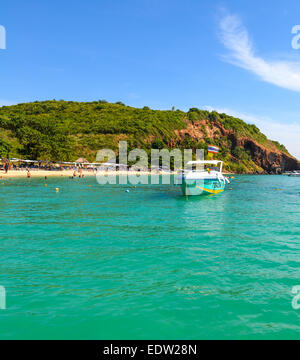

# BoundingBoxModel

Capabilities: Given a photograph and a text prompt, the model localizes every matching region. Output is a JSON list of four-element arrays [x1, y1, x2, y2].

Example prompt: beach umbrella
[[75, 158, 88, 164]]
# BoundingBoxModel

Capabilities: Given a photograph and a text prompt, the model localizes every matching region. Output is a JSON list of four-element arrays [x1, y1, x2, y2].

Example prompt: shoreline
[[0, 170, 179, 179], [0, 170, 96, 179], [0, 170, 241, 179]]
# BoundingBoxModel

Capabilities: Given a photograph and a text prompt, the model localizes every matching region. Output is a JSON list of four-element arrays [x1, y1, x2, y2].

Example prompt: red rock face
[[174, 119, 299, 174], [240, 138, 299, 173]]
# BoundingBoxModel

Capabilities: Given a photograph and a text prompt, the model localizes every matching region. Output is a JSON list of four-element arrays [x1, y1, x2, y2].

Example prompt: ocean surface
[[0, 175, 300, 340]]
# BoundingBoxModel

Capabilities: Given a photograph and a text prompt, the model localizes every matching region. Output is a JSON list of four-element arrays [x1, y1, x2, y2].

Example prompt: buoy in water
[[55, 188, 60, 192]]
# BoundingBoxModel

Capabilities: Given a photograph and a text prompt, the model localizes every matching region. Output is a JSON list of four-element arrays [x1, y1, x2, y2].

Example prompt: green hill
[[0, 100, 298, 173]]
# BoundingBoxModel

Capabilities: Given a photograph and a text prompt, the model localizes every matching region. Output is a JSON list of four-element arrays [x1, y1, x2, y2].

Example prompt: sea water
[[0, 175, 300, 340]]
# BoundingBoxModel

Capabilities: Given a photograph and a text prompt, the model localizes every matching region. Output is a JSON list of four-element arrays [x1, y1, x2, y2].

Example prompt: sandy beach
[[0, 169, 171, 179], [0, 169, 96, 179]]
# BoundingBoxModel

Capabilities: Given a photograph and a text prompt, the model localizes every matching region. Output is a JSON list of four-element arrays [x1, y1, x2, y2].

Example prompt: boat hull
[[181, 178, 225, 196]]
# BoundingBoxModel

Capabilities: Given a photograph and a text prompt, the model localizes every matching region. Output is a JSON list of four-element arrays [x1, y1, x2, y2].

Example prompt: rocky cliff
[[175, 118, 299, 174]]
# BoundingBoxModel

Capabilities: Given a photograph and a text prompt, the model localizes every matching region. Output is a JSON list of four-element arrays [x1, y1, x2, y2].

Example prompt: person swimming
[[27, 170, 31, 178]]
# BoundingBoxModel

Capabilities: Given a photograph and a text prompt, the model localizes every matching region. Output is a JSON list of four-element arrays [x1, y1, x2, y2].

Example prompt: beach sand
[[0, 170, 94, 179], [0, 169, 234, 179], [0, 169, 164, 179]]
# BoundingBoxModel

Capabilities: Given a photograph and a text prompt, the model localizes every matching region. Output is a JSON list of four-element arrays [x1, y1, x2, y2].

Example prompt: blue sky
[[1, 0, 300, 157]]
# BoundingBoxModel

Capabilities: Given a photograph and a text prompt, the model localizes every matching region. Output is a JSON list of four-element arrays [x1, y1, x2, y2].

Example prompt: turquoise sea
[[0, 175, 300, 340]]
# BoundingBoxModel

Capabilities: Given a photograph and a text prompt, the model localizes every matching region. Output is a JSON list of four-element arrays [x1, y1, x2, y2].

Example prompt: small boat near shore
[[177, 160, 230, 196]]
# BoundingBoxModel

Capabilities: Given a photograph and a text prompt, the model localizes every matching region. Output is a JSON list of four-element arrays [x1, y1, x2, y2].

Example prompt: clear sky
[[1, 0, 300, 158]]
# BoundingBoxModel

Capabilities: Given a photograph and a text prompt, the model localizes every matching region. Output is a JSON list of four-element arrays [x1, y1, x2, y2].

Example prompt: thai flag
[[208, 145, 219, 154]]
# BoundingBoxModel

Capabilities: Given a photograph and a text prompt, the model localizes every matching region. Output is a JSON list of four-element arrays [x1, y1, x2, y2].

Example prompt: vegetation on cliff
[[0, 100, 297, 173]]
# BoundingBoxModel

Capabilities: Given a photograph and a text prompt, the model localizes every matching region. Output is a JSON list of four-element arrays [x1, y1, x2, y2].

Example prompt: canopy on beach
[[10, 158, 45, 163], [3, 157, 105, 168], [75, 158, 88, 164]]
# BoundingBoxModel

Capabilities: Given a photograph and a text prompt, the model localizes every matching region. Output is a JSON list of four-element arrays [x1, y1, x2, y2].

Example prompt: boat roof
[[187, 160, 223, 165]]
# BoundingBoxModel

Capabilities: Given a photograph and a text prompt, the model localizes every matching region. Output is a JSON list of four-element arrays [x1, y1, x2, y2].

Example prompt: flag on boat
[[208, 145, 219, 154]]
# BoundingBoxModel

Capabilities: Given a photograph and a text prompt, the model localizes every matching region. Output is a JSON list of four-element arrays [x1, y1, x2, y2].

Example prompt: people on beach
[[0, 161, 94, 178]]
